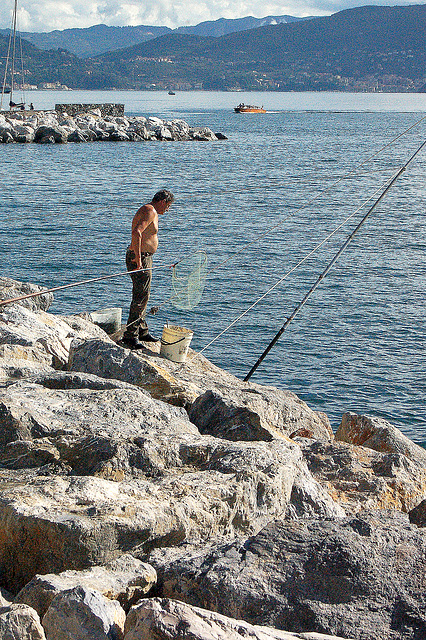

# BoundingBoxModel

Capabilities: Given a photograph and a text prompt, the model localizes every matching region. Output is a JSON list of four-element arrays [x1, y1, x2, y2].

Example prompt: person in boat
[[120, 189, 175, 350], [29, 102, 34, 110]]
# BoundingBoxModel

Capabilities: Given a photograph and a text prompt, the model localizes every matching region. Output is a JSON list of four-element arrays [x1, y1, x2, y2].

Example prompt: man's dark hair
[[152, 190, 175, 204]]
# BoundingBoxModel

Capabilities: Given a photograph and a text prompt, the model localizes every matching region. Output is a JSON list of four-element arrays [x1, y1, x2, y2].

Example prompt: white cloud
[[0, 0, 422, 32]]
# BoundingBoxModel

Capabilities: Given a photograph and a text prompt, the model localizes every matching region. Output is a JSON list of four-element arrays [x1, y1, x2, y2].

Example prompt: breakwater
[[0, 107, 226, 143]]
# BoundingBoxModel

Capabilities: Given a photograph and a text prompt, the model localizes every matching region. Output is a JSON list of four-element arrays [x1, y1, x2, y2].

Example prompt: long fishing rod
[[243, 138, 426, 383], [0, 266, 152, 307]]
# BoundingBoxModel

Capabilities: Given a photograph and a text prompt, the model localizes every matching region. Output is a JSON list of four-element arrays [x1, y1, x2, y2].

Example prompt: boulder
[[408, 498, 426, 526], [0, 277, 53, 311], [0, 305, 113, 370], [0, 372, 305, 591], [189, 386, 332, 441], [0, 603, 46, 639], [16, 554, 156, 617], [336, 412, 426, 466], [68, 337, 242, 406], [299, 438, 426, 514], [0, 343, 55, 382], [68, 338, 332, 444], [0, 371, 196, 473], [123, 597, 354, 640], [151, 511, 426, 640], [42, 585, 125, 640], [34, 125, 68, 144]]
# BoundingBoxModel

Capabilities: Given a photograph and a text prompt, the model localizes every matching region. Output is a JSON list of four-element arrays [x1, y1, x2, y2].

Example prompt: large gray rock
[[0, 342, 56, 382], [0, 603, 46, 639], [15, 554, 156, 617], [34, 125, 68, 144], [151, 511, 426, 640], [42, 585, 125, 640], [0, 305, 113, 370], [68, 337, 246, 407], [299, 438, 426, 514], [0, 277, 53, 311], [0, 372, 305, 591], [123, 597, 354, 640], [336, 412, 426, 466], [189, 387, 332, 441], [69, 339, 332, 444], [0, 371, 196, 474]]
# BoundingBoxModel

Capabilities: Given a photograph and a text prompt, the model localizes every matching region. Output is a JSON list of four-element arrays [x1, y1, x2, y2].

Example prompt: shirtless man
[[121, 190, 175, 349]]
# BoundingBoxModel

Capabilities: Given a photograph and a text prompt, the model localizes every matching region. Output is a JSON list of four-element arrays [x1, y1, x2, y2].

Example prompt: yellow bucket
[[160, 325, 193, 363]]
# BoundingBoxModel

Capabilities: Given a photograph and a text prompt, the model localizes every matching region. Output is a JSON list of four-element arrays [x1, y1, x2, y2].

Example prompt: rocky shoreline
[[0, 109, 227, 144], [0, 276, 425, 640]]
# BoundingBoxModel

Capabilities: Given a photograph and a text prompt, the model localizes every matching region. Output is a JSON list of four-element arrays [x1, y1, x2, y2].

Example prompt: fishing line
[[197, 135, 426, 361], [196, 177, 395, 357], [150, 113, 426, 315], [243, 138, 426, 381], [207, 113, 426, 275]]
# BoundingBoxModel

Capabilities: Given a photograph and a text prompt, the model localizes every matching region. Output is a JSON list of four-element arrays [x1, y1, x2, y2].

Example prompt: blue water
[[2, 90, 426, 443]]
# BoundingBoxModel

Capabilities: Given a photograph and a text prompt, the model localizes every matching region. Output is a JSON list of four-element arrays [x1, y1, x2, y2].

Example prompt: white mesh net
[[170, 250, 208, 310]]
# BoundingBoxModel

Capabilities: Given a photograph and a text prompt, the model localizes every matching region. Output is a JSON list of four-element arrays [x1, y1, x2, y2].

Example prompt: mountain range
[[0, 15, 309, 58], [0, 5, 425, 93]]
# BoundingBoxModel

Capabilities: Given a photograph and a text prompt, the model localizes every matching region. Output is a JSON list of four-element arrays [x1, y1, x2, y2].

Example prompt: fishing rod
[[243, 138, 426, 382], [0, 266, 152, 307]]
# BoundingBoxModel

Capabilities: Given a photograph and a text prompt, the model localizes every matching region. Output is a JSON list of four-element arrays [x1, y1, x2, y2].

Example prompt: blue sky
[[0, 0, 422, 32]]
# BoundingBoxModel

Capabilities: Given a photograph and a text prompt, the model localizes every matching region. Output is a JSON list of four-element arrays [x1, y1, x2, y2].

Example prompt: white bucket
[[90, 307, 122, 334], [160, 325, 193, 363]]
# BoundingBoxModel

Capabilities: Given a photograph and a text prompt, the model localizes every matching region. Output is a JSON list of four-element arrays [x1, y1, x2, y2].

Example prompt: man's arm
[[131, 206, 156, 269]]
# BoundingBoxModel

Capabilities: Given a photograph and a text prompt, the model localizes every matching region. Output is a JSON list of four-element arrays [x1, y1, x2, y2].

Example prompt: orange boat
[[234, 103, 266, 113]]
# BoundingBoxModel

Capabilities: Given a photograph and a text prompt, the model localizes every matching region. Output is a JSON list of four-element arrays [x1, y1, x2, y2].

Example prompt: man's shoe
[[119, 337, 145, 350], [139, 333, 160, 343]]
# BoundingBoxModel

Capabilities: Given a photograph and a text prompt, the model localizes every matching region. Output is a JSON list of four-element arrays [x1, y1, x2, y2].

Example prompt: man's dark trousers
[[123, 249, 153, 340]]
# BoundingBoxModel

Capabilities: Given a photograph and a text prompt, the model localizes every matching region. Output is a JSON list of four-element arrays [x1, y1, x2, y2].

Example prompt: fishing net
[[170, 250, 208, 310]]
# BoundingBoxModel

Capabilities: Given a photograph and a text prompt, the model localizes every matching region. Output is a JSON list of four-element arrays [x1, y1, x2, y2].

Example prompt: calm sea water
[[2, 90, 426, 443]]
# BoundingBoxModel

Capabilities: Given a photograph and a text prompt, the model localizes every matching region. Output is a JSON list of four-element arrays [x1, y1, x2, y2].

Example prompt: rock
[[0, 371, 304, 592], [0, 305, 113, 370], [123, 597, 354, 640], [188, 386, 333, 441], [68, 338, 333, 443], [15, 554, 156, 617], [0, 344, 55, 382], [0, 371, 195, 472], [336, 412, 426, 466], [0, 603, 46, 639], [0, 277, 53, 311], [67, 129, 89, 143], [42, 585, 125, 640], [34, 125, 68, 144], [0, 586, 13, 607], [0, 128, 14, 143], [191, 126, 217, 141], [286, 463, 346, 520], [408, 498, 426, 526], [151, 511, 426, 640], [299, 438, 426, 514], [68, 337, 242, 407]]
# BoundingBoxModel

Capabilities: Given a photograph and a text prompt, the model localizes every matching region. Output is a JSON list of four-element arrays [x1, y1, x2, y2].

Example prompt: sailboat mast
[[10, 0, 18, 104]]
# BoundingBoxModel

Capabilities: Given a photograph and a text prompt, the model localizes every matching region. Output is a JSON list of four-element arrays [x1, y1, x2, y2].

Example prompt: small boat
[[168, 90, 176, 95], [234, 103, 266, 113]]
